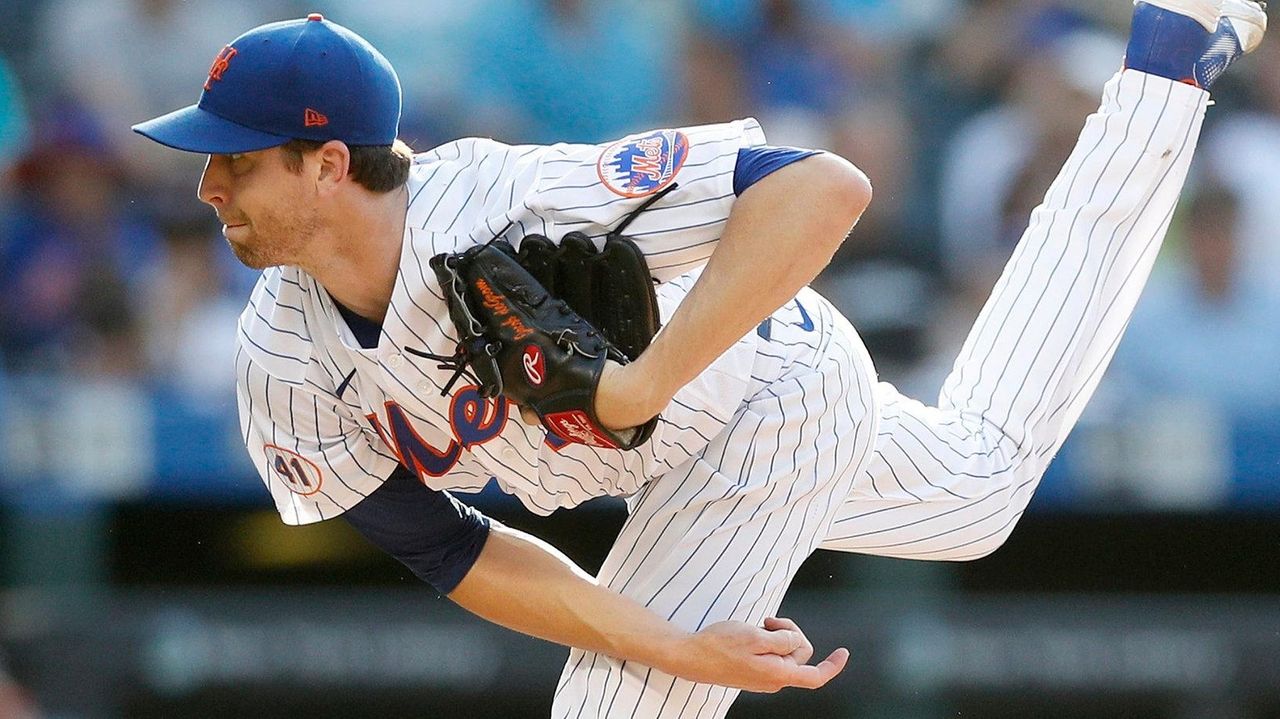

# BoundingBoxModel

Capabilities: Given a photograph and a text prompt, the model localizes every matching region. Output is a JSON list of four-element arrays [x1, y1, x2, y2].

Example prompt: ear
[[314, 140, 351, 193]]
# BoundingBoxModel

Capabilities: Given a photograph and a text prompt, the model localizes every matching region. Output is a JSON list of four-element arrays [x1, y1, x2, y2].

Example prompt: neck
[[303, 184, 408, 323]]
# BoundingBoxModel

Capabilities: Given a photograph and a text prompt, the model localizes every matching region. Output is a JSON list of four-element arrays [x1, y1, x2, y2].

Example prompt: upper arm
[[341, 466, 491, 594]]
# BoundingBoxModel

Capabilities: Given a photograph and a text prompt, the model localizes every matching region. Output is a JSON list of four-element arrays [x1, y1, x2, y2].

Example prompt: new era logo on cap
[[304, 108, 329, 127]]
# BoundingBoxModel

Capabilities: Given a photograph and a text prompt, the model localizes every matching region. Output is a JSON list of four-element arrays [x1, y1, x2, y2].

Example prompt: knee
[[953, 484, 1034, 561], [956, 521, 1021, 560]]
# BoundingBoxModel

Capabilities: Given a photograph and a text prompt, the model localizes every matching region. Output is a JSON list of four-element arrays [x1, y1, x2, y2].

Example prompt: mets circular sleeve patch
[[596, 129, 690, 198]]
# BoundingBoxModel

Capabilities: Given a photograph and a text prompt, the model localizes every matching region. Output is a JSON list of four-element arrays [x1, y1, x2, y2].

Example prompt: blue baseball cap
[[132, 14, 401, 154]]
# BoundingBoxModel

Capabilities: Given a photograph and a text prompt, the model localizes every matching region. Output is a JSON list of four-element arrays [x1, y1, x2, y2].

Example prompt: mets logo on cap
[[204, 45, 238, 91], [597, 129, 690, 198]]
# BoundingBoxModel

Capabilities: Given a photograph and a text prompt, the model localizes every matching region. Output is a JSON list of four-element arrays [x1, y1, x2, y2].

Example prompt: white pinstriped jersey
[[234, 119, 876, 524]]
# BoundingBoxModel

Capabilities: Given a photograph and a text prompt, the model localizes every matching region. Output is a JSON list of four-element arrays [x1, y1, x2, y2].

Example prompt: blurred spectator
[[814, 94, 936, 377], [464, 0, 684, 143], [1108, 184, 1280, 413], [922, 0, 1095, 106], [685, 0, 942, 378], [938, 25, 1125, 299], [900, 18, 1127, 398], [1201, 36, 1280, 288], [0, 654, 41, 719], [829, 95, 917, 246], [0, 54, 29, 338], [0, 54, 27, 173], [1066, 184, 1280, 509], [687, 0, 868, 146], [32, 0, 279, 192], [817, 0, 960, 41], [907, 2, 1104, 247], [0, 102, 157, 377], [738, 0, 859, 117], [142, 213, 250, 402]]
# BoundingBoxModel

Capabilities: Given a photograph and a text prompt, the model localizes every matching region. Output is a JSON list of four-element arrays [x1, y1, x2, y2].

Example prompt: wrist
[[596, 358, 669, 430], [626, 352, 676, 415], [646, 628, 697, 677]]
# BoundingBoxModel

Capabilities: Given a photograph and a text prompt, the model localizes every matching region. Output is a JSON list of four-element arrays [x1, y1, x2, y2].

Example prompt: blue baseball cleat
[[1125, 0, 1268, 88]]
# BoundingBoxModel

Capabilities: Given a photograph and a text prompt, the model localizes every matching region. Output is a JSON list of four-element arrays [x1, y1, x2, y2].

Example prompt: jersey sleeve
[[341, 466, 490, 594], [235, 336, 402, 526], [521, 119, 768, 282], [733, 146, 820, 196]]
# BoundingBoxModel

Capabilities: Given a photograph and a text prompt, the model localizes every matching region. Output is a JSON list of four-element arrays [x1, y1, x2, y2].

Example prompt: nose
[[197, 155, 227, 208]]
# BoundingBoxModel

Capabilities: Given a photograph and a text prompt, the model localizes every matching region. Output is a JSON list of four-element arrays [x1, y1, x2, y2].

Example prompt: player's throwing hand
[[673, 617, 849, 694]]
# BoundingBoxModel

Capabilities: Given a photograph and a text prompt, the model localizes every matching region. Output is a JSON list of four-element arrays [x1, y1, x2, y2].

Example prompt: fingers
[[783, 647, 850, 690], [762, 617, 814, 664], [756, 617, 845, 692], [757, 626, 803, 657], [762, 616, 792, 632], [697, 620, 847, 694]]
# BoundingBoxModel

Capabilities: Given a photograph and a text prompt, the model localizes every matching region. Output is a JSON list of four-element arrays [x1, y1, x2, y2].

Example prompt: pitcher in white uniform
[[132, 1, 1267, 716]]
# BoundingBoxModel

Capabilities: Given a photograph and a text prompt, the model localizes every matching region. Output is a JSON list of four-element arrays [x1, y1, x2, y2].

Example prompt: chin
[[226, 236, 275, 270]]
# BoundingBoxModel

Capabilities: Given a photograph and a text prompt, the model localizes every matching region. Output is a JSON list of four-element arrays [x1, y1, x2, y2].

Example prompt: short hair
[[279, 138, 413, 193]]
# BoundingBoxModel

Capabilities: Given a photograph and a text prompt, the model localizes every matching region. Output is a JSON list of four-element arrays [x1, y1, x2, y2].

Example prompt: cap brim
[[132, 104, 291, 154]]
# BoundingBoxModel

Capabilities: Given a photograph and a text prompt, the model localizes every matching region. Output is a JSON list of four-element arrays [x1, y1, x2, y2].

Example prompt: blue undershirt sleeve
[[733, 145, 820, 196], [342, 466, 491, 594]]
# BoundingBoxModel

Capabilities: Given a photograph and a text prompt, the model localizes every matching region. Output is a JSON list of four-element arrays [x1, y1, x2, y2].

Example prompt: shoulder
[[409, 137, 530, 169], [407, 137, 562, 188], [523, 119, 768, 211]]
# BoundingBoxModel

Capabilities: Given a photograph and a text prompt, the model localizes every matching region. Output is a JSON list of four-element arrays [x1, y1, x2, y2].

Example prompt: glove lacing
[[411, 252, 505, 398], [405, 343, 500, 398]]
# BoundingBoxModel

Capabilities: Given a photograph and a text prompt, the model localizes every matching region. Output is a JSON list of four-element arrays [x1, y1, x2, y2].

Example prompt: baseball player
[[132, 1, 1266, 716]]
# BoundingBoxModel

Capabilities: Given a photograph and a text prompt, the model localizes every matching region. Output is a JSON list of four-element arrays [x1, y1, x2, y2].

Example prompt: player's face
[[197, 148, 321, 270]]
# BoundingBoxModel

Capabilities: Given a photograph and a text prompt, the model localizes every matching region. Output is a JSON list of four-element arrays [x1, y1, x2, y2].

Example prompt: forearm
[[651, 154, 869, 386], [597, 153, 872, 428], [448, 522, 685, 669], [447, 516, 848, 692]]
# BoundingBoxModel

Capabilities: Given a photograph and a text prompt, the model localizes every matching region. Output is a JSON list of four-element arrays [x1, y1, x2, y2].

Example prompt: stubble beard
[[226, 234, 271, 270], [225, 207, 321, 271]]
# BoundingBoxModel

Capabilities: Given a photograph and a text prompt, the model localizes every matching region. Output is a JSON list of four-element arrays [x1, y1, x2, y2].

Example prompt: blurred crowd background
[[0, 0, 1277, 717]]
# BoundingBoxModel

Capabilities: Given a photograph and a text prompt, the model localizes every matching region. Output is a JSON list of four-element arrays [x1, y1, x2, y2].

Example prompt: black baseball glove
[[426, 231, 661, 450]]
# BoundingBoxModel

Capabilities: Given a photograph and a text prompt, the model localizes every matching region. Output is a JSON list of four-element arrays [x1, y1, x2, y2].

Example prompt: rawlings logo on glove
[[522, 346, 545, 386]]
